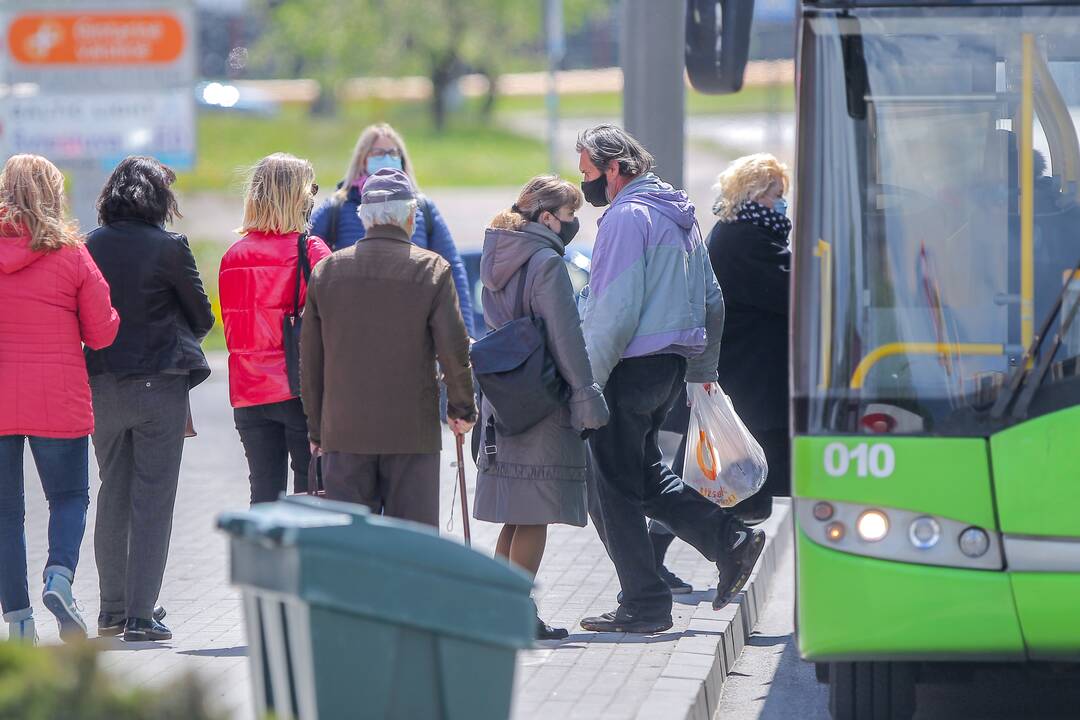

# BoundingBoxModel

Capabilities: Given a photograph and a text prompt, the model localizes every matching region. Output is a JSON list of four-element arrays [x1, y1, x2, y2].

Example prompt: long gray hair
[[575, 124, 655, 177]]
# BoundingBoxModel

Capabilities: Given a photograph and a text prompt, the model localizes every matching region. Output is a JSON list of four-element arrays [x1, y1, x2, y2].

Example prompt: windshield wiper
[[991, 255, 1080, 421]]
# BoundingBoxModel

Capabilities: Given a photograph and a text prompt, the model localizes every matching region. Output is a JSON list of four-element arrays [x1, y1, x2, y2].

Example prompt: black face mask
[[556, 217, 580, 246], [581, 174, 609, 207]]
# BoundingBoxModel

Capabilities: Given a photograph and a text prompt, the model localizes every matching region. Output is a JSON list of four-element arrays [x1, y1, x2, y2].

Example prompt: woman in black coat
[[708, 153, 792, 523], [84, 156, 215, 642]]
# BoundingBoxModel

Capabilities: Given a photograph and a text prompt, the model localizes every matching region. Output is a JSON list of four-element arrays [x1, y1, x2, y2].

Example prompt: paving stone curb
[[634, 500, 795, 720]]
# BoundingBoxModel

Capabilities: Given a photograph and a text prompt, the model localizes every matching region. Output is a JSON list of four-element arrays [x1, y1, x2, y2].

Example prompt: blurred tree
[[255, 0, 605, 126], [254, 0, 378, 116]]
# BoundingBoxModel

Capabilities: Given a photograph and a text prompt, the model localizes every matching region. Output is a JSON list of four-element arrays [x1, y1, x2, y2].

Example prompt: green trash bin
[[218, 495, 535, 720]]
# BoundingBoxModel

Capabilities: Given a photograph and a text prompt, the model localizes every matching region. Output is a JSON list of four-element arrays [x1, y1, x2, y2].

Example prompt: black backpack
[[470, 260, 569, 451], [326, 189, 434, 250]]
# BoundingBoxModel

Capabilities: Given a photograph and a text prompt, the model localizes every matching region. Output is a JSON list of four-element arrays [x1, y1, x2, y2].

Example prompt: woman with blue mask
[[309, 123, 475, 335]]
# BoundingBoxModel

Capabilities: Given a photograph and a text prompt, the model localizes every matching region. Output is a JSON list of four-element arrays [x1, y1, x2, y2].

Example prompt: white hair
[[358, 198, 417, 230]]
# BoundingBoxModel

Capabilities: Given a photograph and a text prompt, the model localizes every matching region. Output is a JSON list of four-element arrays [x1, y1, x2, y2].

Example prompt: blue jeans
[[0, 435, 90, 617]]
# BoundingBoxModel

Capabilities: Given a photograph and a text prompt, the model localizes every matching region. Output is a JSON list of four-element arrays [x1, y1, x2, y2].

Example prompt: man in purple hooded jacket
[[575, 125, 766, 634]]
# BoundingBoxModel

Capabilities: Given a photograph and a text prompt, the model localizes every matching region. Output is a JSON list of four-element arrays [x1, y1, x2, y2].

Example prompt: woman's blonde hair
[[240, 153, 316, 235], [0, 154, 81, 251], [490, 175, 584, 231], [337, 123, 416, 201], [711, 153, 790, 222]]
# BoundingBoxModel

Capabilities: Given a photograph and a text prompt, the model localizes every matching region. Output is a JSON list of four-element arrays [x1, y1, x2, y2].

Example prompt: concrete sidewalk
[[11, 357, 788, 719]]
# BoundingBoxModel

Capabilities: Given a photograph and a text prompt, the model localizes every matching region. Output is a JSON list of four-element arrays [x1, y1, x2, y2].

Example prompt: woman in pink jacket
[[0, 155, 119, 644]]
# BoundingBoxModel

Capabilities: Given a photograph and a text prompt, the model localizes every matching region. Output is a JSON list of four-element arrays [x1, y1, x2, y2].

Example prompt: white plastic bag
[[682, 383, 768, 507]]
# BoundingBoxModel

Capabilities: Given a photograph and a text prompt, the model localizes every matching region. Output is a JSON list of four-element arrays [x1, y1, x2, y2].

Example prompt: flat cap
[[361, 167, 415, 204]]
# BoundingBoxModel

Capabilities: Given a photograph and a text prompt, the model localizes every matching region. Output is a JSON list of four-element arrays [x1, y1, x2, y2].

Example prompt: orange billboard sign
[[8, 13, 185, 66]]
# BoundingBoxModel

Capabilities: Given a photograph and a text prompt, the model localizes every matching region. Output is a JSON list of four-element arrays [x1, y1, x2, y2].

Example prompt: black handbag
[[283, 233, 311, 397], [470, 259, 568, 439]]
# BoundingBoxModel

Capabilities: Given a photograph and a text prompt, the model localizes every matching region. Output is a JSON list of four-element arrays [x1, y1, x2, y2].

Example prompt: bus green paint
[[1009, 574, 1080, 660], [990, 405, 1080, 538], [796, 532, 1026, 660], [794, 437, 997, 529]]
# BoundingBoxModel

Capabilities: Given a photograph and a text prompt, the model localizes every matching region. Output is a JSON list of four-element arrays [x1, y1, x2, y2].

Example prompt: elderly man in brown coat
[[300, 168, 476, 526]]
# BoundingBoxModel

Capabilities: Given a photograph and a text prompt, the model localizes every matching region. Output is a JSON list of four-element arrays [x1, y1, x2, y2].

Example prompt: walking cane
[[455, 433, 472, 546]]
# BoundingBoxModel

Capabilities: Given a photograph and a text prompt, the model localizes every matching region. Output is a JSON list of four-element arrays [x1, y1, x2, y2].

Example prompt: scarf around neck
[[734, 200, 792, 239]]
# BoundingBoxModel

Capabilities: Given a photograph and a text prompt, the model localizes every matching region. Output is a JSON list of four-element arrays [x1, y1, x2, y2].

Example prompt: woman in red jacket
[[219, 153, 331, 504], [0, 154, 120, 644]]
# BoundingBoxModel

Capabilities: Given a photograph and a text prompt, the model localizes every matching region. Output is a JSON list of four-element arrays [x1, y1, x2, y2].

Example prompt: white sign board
[[0, 0, 196, 171]]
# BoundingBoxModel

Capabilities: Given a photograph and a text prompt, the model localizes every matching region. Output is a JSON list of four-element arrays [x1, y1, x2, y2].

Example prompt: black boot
[[99, 605, 167, 637]]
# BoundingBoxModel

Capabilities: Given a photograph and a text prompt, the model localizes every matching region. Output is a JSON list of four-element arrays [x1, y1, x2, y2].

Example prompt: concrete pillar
[[621, 0, 685, 188]]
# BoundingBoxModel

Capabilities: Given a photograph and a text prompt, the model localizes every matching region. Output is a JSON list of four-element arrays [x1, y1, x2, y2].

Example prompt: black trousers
[[233, 399, 311, 504], [91, 373, 188, 619], [587, 355, 732, 618]]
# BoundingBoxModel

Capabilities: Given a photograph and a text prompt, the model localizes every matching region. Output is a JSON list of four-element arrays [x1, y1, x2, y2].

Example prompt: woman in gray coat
[[474, 176, 609, 640]]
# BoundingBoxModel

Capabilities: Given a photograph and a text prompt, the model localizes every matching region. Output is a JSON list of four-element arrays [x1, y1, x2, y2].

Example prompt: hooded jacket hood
[[480, 222, 565, 292], [605, 173, 697, 231], [0, 231, 45, 275]]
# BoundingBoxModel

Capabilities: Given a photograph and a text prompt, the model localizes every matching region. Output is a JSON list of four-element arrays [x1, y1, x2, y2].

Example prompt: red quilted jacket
[[0, 229, 119, 437], [219, 231, 331, 408]]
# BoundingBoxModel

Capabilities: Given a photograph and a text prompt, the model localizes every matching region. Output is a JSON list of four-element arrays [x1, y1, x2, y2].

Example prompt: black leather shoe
[[713, 523, 766, 610], [580, 609, 673, 634], [124, 616, 172, 642], [99, 605, 166, 637], [536, 616, 569, 641], [98, 611, 126, 637]]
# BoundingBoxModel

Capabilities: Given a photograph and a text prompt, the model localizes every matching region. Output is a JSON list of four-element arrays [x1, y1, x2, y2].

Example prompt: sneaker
[[99, 605, 166, 637], [123, 617, 172, 642], [42, 571, 87, 643], [658, 565, 693, 594], [6, 615, 37, 645], [580, 609, 673, 634], [713, 523, 766, 610], [536, 616, 569, 641]]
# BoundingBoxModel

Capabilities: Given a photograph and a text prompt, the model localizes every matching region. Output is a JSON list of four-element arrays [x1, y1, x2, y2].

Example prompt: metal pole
[[621, 0, 685, 188], [545, 0, 565, 174], [69, 160, 106, 232]]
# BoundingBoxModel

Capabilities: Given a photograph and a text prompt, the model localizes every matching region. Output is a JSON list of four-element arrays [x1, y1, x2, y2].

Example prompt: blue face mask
[[773, 198, 788, 217], [366, 154, 403, 175]]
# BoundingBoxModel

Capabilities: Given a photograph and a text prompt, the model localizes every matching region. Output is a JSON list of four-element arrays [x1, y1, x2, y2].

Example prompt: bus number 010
[[823, 443, 895, 478]]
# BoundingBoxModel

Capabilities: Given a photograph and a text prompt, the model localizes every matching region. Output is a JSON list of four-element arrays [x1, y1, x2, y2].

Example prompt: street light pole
[[621, 0, 685, 188], [545, 0, 565, 175]]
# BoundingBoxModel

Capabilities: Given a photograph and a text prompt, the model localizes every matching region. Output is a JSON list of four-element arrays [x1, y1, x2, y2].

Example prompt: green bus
[[689, 1, 1080, 717]]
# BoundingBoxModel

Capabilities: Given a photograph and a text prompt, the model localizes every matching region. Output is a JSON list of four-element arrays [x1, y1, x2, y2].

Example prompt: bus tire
[[815, 662, 830, 684], [828, 661, 916, 720]]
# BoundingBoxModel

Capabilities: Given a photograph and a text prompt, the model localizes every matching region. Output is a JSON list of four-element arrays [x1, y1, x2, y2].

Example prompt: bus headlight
[[908, 516, 941, 550], [825, 522, 845, 542], [958, 527, 990, 558], [797, 499, 1003, 570], [856, 510, 889, 542]]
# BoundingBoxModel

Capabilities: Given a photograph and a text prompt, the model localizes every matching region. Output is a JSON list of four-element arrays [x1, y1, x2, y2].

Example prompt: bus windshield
[[794, 7, 1080, 436]]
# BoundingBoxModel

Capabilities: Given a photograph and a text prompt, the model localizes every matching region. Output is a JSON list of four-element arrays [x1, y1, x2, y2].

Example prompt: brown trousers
[[321, 451, 440, 527]]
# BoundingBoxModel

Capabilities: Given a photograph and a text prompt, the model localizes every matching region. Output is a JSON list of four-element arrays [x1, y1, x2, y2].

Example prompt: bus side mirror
[[685, 0, 756, 94]]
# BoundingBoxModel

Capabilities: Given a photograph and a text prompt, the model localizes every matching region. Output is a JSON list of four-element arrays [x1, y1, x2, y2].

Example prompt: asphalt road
[[717, 546, 1080, 720]]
